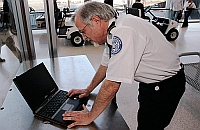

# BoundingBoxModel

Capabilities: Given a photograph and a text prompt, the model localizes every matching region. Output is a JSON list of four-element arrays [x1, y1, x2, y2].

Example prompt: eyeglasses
[[79, 24, 88, 35]]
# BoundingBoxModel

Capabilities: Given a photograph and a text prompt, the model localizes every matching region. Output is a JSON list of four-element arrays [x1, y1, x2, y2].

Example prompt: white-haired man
[[62, 2, 186, 130]]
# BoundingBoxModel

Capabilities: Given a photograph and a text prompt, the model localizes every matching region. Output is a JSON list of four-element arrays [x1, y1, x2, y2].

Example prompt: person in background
[[0, 46, 5, 62], [104, 0, 113, 7], [62, 2, 186, 130], [53, 0, 60, 32], [0, 0, 22, 63], [182, 0, 196, 27], [0, 1, 8, 62], [0, 34, 6, 62], [132, 0, 150, 21], [0, 29, 22, 63], [2, 0, 9, 27], [170, 0, 184, 22]]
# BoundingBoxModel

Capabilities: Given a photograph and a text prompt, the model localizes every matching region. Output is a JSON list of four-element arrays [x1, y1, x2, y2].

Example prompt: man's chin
[[95, 42, 104, 45], [90, 39, 105, 45]]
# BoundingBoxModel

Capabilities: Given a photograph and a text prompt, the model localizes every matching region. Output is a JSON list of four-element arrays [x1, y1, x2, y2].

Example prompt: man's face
[[74, 14, 107, 45]]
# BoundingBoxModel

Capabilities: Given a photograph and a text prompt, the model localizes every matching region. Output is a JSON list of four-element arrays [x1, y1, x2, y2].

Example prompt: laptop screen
[[13, 63, 59, 112]]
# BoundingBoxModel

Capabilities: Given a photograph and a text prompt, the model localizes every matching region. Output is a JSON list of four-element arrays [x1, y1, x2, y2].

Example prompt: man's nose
[[82, 35, 88, 40]]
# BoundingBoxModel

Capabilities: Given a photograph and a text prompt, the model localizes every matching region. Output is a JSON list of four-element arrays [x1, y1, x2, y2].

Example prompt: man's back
[[105, 14, 180, 83]]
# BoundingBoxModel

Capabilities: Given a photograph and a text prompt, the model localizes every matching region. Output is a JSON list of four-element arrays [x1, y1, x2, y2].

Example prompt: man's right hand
[[68, 89, 90, 98]]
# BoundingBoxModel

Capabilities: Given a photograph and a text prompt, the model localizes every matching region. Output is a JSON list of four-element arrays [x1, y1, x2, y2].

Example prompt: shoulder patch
[[112, 36, 122, 54]]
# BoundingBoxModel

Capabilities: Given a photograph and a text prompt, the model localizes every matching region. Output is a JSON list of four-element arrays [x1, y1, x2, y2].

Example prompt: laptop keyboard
[[37, 90, 68, 118]]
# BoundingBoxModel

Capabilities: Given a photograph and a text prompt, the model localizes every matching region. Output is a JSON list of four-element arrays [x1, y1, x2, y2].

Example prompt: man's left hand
[[62, 104, 92, 128]]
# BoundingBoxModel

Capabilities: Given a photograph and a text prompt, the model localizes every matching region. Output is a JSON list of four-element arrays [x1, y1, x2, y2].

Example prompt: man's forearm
[[87, 65, 107, 93], [89, 80, 121, 121]]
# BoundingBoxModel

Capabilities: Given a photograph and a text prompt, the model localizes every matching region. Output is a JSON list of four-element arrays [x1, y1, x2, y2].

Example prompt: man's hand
[[62, 104, 93, 128], [68, 89, 90, 98]]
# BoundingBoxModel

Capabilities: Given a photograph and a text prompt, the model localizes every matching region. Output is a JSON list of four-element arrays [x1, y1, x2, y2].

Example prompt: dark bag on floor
[[177, 12, 182, 20]]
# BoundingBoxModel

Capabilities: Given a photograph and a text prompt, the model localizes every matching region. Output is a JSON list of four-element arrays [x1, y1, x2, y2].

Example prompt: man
[[62, 2, 186, 130], [0, 28, 22, 63], [0, 0, 21, 63], [132, 0, 149, 21], [53, 0, 60, 31], [182, 0, 196, 27], [170, 0, 184, 22], [3, 0, 9, 27]]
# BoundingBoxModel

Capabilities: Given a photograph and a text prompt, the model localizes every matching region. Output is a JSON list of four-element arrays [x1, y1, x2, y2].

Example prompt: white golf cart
[[145, 6, 179, 41], [35, 6, 84, 47], [126, 6, 179, 41], [65, 17, 84, 47]]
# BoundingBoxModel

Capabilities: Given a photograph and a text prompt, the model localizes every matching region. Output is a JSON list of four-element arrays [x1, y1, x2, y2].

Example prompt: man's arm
[[89, 80, 121, 119], [68, 65, 108, 98], [63, 79, 121, 128], [86, 64, 107, 93]]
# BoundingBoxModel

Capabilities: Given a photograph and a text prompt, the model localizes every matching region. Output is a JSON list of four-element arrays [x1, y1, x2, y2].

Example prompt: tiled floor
[[0, 22, 200, 130]]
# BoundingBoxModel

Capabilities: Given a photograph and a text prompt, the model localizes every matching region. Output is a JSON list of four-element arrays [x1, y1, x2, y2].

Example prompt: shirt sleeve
[[192, 2, 196, 8], [105, 27, 145, 84], [101, 47, 110, 67]]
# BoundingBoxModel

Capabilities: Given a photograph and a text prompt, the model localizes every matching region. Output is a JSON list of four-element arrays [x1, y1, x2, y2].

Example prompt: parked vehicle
[[145, 6, 179, 41], [36, 14, 46, 28], [65, 17, 84, 47]]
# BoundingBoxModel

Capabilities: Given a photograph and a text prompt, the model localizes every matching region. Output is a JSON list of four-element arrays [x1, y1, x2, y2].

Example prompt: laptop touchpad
[[62, 103, 74, 111]]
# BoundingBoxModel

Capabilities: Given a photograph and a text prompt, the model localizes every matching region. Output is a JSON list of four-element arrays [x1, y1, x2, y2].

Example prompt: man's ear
[[91, 15, 101, 25]]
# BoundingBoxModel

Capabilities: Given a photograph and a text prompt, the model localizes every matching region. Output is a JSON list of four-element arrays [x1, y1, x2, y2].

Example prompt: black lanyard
[[106, 21, 116, 58]]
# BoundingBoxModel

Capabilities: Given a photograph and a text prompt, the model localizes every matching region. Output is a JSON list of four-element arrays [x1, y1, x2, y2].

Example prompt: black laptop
[[13, 62, 88, 128]]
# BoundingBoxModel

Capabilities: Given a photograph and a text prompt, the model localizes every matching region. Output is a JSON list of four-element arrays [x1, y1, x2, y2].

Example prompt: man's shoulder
[[117, 14, 137, 23]]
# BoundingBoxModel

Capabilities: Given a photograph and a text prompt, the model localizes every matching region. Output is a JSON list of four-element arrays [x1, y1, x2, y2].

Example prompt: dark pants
[[182, 10, 192, 27], [137, 67, 186, 130]]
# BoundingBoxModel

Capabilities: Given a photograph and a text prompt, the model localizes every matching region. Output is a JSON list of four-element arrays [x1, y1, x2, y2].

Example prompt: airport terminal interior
[[0, 0, 200, 130]]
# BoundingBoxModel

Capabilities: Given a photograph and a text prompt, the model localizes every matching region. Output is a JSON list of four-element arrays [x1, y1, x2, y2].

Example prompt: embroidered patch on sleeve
[[112, 36, 122, 54]]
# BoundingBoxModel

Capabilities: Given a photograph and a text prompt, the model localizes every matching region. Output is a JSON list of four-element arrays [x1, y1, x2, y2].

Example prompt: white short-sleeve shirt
[[101, 14, 181, 84], [170, 0, 183, 11], [183, 1, 196, 11]]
